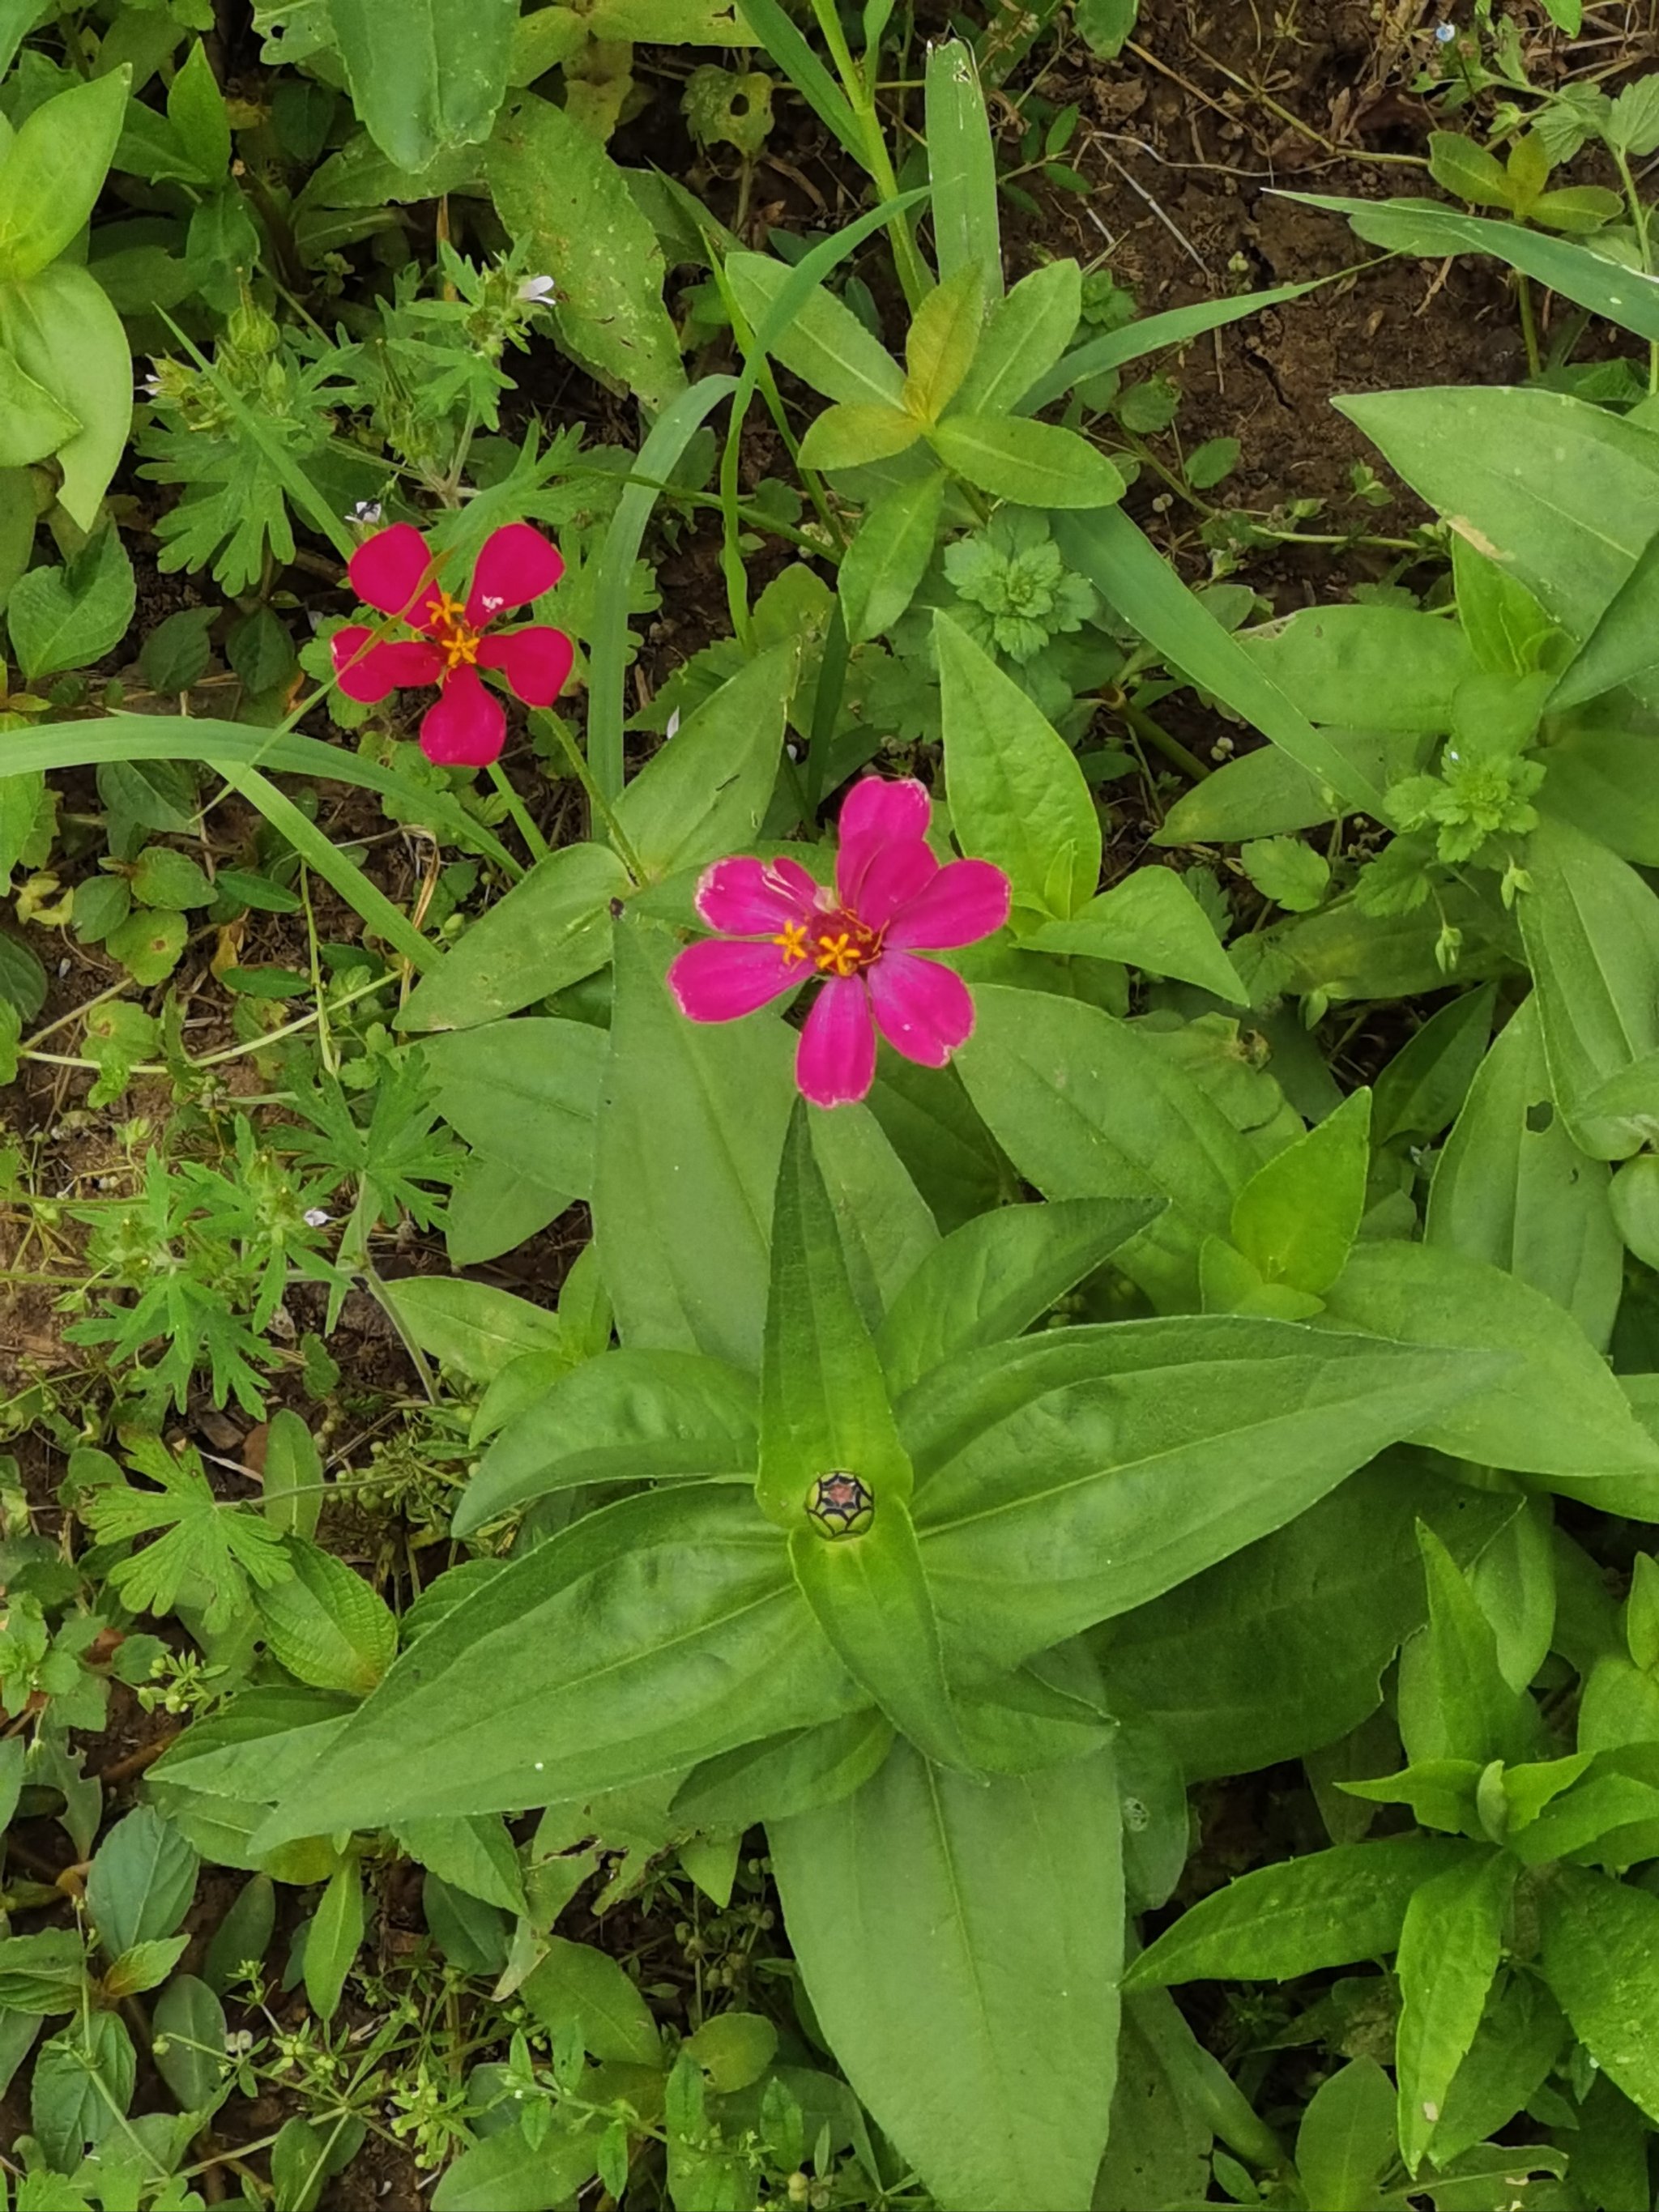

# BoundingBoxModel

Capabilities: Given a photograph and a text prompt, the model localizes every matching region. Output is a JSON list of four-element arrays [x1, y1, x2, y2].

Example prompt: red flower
[[667, 777, 1011, 1108], [330, 522, 574, 767]]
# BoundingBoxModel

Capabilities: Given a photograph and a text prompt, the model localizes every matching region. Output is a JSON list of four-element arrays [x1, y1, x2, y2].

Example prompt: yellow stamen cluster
[[431, 590, 482, 672], [815, 931, 860, 978], [774, 921, 809, 966]]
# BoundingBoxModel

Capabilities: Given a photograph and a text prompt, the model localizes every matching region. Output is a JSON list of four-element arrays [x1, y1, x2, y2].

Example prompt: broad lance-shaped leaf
[[419, 1017, 603, 1196], [770, 1737, 1122, 2212], [758, 1102, 913, 1524], [397, 843, 629, 1033], [455, 1349, 758, 1536], [1320, 1238, 1659, 1514], [903, 1317, 1508, 1670], [1427, 992, 1622, 1353], [329, 0, 516, 173], [1030, 867, 1248, 1005], [954, 983, 1260, 1310], [1230, 1086, 1371, 1298], [1397, 1525, 1540, 1771], [1517, 815, 1659, 1160], [612, 638, 795, 881], [1125, 1835, 1482, 1989], [250, 1489, 864, 1847], [876, 1195, 1162, 1395], [1394, 1852, 1518, 2173], [761, 1107, 966, 1765], [1540, 1867, 1659, 2122], [1096, 1455, 1515, 1785], [789, 1499, 970, 1771], [936, 612, 1101, 922], [672, 1710, 895, 1832]]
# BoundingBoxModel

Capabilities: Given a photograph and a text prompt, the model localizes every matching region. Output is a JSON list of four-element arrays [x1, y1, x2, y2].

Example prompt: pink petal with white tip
[[795, 974, 877, 1107], [868, 952, 975, 1068], [834, 776, 932, 910], [884, 858, 1011, 951], [466, 522, 565, 626], [669, 936, 802, 1021], [693, 855, 821, 936]]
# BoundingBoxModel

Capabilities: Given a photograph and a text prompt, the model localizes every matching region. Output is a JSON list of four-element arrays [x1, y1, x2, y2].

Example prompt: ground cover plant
[[13, 0, 1659, 2206]]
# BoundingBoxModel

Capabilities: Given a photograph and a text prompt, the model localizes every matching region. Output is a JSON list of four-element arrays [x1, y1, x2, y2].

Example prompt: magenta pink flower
[[668, 778, 1011, 1108], [331, 522, 574, 768]]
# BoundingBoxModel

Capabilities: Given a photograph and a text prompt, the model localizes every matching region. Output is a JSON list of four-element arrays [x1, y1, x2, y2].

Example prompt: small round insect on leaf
[[806, 1471, 873, 1538]]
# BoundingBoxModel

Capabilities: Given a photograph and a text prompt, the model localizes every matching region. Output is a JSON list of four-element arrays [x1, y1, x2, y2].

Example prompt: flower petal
[[668, 936, 801, 1021], [834, 776, 932, 909], [477, 624, 574, 707], [419, 666, 506, 767], [693, 855, 821, 936], [331, 628, 442, 703], [795, 974, 877, 1107], [868, 952, 975, 1068], [466, 522, 565, 626], [884, 858, 1012, 951], [347, 523, 442, 624], [853, 837, 938, 931]]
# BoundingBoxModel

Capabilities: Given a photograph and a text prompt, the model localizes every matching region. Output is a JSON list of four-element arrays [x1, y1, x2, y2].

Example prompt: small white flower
[[1435, 20, 1457, 40], [665, 708, 681, 741], [349, 500, 383, 526], [481, 594, 505, 613], [140, 372, 164, 399], [304, 1207, 332, 1229], [518, 274, 557, 305]]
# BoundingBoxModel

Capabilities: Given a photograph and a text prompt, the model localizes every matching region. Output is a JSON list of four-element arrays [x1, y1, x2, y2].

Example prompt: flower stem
[[488, 761, 550, 863]]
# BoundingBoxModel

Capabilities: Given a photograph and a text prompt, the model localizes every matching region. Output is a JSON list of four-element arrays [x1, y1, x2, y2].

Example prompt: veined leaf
[[1540, 1868, 1659, 2122], [330, 0, 516, 173], [925, 41, 1000, 302], [398, 844, 629, 1032], [1030, 867, 1248, 1004], [770, 1738, 1122, 2212]]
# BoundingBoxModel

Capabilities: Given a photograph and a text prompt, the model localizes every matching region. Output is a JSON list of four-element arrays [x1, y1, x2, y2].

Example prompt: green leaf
[[1126, 1834, 1481, 1987], [0, 263, 131, 530], [0, 1928, 87, 2013], [252, 1490, 852, 1840], [796, 399, 922, 470], [104, 1933, 190, 1997], [903, 265, 984, 424], [1242, 603, 1478, 732], [432, 2123, 599, 2212], [1159, 729, 1427, 845], [254, 1534, 398, 1696], [936, 610, 1100, 922], [31, 2010, 134, 2173], [925, 41, 1000, 302], [1073, 0, 1138, 55], [6, 524, 133, 680], [1373, 984, 1496, 1146], [725, 249, 904, 407], [167, 40, 230, 180], [1055, 507, 1387, 815], [1544, 709, 1659, 866], [327, 0, 513, 170], [398, 843, 628, 1033], [131, 843, 211, 909], [521, 1936, 662, 2065], [1322, 1239, 1659, 1511], [83, 1440, 293, 1635], [445, 1153, 569, 1266], [85, 1807, 198, 1959], [613, 638, 792, 880], [106, 904, 186, 985], [1452, 535, 1556, 676], [770, 1738, 1122, 2212], [838, 469, 946, 642], [457, 1347, 757, 1536], [1427, 994, 1622, 1352], [205, 1875, 276, 1996], [152, 1975, 228, 2111], [395, 1815, 527, 1916], [1239, 833, 1329, 913], [302, 1860, 364, 2022], [955, 258, 1080, 418], [1098, 1455, 1513, 1783], [1518, 815, 1659, 1159], [877, 1196, 1160, 1393], [953, 984, 1259, 1307], [594, 918, 790, 1368], [485, 94, 685, 413], [1429, 1973, 1568, 2167], [907, 1318, 1504, 1667], [1295, 2057, 1398, 2212], [1395, 1846, 1517, 2171], [1397, 1524, 1538, 1770], [1428, 130, 1516, 209], [1230, 1088, 1370, 1296], [0, 341, 79, 467], [758, 1101, 911, 1523], [789, 1496, 968, 1770], [929, 412, 1125, 508], [262, 1406, 322, 1541], [420, 1018, 603, 1195], [1030, 867, 1247, 1003], [382, 1276, 563, 1384], [672, 1708, 894, 1831], [0, 69, 128, 282], [1336, 384, 1659, 667], [1540, 1867, 1659, 2122]]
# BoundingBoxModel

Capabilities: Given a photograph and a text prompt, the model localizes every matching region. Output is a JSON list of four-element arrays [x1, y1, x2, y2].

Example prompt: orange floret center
[[770, 908, 882, 978], [431, 590, 483, 672]]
